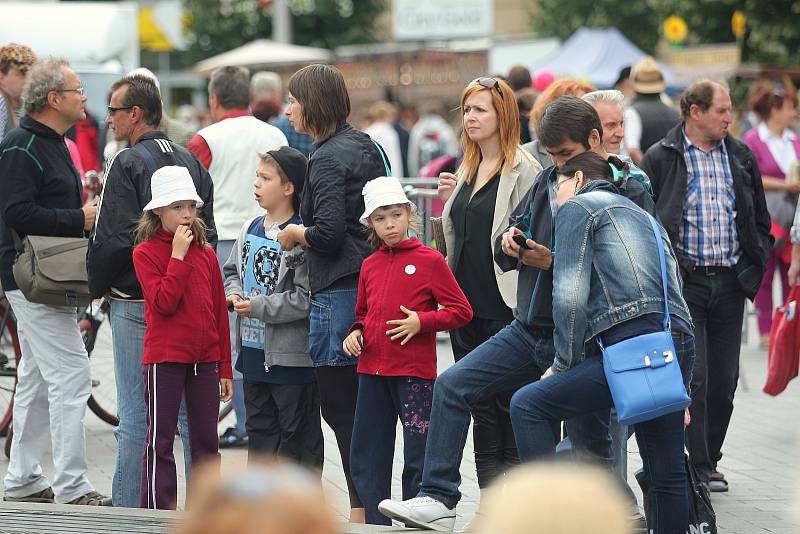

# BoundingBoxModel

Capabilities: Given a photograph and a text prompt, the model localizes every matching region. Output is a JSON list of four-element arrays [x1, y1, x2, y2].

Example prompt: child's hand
[[343, 329, 363, 357], [386, 305, 421, 345], [233, 298, 251, 316], [171, 225, 194, 260], [219, 378, 233, 402]]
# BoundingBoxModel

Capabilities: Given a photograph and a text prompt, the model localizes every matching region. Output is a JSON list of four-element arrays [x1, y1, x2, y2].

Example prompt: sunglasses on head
[[473, 77, 503, 96]]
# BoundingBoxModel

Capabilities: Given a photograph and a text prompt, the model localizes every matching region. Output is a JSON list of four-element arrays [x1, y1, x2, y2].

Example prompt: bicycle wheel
[[80, 306, 118, 426], [0, 310, 20, 437]]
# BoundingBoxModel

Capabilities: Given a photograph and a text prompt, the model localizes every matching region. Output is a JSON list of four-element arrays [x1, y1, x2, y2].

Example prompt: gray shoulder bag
[[11, 230, 91, 307]]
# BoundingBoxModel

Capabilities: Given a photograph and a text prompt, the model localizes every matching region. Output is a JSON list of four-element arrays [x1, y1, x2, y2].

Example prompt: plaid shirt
[[272, 115, 314, 156], [679, 130, 741, 267]]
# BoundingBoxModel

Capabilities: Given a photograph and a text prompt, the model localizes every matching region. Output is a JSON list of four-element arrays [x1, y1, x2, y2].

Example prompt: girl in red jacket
[[132, 165, 233, 510], [343, 176, 472, 525]]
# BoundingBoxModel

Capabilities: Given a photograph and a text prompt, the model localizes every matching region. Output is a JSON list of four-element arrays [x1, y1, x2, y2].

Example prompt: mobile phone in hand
[[513, 234, 530, 250]]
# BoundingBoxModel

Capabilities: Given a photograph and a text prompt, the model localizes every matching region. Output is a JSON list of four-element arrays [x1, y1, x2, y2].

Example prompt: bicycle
[[0, 292, 119, 458]]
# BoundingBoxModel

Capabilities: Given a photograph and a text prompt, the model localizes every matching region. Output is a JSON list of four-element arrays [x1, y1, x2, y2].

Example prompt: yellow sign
[[732, 11, 746, 39], [663, 15, 688, 44], [139, 7, 173, 52]]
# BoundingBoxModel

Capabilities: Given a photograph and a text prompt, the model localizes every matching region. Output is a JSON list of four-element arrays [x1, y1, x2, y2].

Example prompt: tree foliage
[[182, 0, 385, 66], [531, 0, 800, 66]]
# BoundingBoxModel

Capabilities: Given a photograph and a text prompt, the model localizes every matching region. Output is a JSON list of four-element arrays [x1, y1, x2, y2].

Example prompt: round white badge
[[405, 264, 416, 275]]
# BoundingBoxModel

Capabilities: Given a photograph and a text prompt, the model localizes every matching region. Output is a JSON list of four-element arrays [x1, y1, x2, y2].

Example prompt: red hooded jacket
[[133, 228, 232, 378], [352, 237, 472, 379]]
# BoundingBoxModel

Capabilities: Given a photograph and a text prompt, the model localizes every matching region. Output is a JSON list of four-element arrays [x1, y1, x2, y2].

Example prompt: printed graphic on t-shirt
[[241, 227, 282, 350]]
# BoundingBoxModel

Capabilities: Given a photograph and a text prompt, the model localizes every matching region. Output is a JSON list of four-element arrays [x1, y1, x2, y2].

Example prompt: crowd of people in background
[[0, 38, 798, 534]]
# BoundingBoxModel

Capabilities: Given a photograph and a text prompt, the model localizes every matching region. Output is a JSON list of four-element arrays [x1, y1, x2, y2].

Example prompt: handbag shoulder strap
[[645, 213, 671, 331], [133, 141, 159, 177], [371, 140, 392, 177]]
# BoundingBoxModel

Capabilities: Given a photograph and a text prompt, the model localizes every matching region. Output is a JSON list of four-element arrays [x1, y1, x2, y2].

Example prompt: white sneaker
[[378, 496, 456, 531]]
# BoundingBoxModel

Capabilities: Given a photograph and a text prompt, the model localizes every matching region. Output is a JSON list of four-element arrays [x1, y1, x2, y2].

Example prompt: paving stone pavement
[[1, 315, 799, 533]]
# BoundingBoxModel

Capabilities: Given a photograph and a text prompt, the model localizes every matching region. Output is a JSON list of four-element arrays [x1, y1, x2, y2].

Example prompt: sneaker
[[709, 470, 729, 493], [218, 427, 248, 448], [66, 491, 110, 506], [3, 487, 55, 503], [378, 496, 456, 531]]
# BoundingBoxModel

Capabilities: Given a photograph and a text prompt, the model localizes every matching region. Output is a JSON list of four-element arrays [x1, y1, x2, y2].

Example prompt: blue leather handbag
[[598, 214, 691, 426]]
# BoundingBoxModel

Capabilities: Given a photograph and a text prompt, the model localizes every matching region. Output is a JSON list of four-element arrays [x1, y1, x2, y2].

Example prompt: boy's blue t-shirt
[[235, 214, 314, 385]]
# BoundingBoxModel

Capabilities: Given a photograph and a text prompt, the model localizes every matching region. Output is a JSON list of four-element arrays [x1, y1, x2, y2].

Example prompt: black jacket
[[300, 123, 388, 293], [640, 124, 772, 297], [493, 166, 655, 332], [0, 116, 85, 291], [631, 94, 681, 154], [87, 131, 216, 299]]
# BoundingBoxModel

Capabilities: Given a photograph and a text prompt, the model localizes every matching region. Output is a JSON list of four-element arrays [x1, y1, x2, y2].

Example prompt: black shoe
[[218, 427, 248, 448]]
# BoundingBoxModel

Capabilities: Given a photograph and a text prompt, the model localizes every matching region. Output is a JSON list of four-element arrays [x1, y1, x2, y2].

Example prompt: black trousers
[[449, 316, 519, 489], [682, 269, 745, 481], [243, 379, 324, 470], [315, 365, 361, 507]]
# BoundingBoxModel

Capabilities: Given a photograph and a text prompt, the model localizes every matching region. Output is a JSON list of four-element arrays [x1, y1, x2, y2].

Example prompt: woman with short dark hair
[[277, 64, 389, 523]]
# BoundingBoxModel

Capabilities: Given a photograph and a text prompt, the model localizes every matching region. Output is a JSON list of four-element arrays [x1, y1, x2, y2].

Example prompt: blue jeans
[[308, 278, 359, 368], [216, 240, 246, 437], [417, 320, 554, 508], [110, 299, 191, 507], [509, 330, 694, 534], [351, 374, 434, 525]]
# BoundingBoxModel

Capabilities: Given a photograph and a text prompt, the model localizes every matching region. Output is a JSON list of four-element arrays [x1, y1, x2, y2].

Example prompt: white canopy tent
[[0, 1, 140, 72], [194, 40, 332, 75]]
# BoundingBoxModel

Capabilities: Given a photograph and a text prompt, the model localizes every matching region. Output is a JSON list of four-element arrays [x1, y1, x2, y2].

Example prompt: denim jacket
[[552, 181, 692, 372]]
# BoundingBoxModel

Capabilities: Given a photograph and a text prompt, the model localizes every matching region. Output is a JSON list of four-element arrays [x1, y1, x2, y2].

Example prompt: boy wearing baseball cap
[[222, 147, 322, 468]]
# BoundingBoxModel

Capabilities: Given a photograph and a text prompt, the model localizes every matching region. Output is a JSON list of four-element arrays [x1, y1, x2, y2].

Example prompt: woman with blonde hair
[[475, 463, 633, 534], [437, 76, 542, 493], [176, 461, 337, 534], [523, 78, 596, 167]]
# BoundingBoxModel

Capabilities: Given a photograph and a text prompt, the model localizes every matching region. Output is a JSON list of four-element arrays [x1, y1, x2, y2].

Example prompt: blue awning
[[531, 27, 678, 90]]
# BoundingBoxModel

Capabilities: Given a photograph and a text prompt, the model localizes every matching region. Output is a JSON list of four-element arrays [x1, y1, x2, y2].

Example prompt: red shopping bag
[[764, 285, 800, 396]]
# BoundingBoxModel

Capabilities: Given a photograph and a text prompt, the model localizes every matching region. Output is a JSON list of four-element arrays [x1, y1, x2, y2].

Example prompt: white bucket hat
[[359, 176, 416, 226], [143, 166, 204, 211]]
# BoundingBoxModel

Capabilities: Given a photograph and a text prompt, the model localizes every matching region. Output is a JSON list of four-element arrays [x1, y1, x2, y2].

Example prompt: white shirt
[[365, 121, 404, 178], [623, 107, 642, 151], [757, 122, 798, 177]]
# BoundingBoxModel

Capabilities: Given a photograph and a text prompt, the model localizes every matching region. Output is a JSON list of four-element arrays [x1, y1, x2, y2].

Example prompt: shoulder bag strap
[[132, 141, 159, 177], [371, 140, 392, 177], [645, 213, 671, 332]]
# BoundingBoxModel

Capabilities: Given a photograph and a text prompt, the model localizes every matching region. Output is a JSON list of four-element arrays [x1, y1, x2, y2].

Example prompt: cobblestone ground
[[2, 312, 798, 533]]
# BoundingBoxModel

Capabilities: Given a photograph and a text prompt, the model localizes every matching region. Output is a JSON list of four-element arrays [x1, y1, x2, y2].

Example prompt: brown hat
[[630, 56, 665, 94]]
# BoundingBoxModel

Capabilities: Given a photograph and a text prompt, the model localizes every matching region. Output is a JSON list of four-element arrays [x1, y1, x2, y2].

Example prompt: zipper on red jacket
[[376, 246, 396, 376]]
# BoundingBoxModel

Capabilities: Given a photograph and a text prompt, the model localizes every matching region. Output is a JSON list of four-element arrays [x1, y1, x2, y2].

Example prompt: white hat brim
[[143, 192, 205, 212]]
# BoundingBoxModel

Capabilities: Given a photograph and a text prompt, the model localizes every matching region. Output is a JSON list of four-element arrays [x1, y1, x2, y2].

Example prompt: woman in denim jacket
[[508, 152, 695, 534]]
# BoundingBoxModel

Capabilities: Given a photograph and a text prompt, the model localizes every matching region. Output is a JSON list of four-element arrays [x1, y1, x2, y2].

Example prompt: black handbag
[[636, 452, 718, 534]]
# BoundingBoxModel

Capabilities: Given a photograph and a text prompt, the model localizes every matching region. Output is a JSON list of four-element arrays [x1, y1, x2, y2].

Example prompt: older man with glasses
[[0, 58, 108, 506]]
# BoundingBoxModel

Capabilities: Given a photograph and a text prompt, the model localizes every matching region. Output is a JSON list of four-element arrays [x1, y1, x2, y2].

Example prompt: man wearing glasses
[[0, 59, 108, 506], [87, 73, 216, 508]]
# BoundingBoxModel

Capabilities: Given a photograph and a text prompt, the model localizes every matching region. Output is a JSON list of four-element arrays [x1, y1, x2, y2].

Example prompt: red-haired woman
[[437, 77, 542, 493]]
